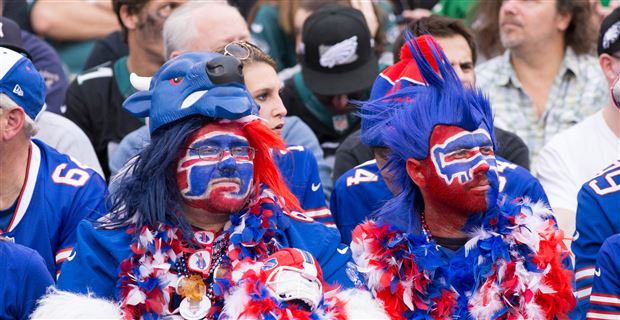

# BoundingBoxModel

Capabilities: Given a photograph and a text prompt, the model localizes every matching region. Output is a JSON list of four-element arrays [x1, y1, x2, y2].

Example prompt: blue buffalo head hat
[[0, 47, 45, 120], [124, 52, 259, 134]]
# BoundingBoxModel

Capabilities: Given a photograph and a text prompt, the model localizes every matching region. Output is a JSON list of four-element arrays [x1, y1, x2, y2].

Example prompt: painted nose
[[217, 152, 237, 173], [472, 161, 490, 176]]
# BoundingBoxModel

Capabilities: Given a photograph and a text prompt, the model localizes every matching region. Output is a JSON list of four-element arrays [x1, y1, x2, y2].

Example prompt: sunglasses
[[223, 41, 261, 61]]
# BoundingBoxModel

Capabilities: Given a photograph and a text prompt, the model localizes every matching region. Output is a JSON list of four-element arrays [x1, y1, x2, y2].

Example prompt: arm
[[56, 172, 107, 274], [587, 235, 620, 319], [57, 221, 126, 299], [31, 0, 120, 41], [18, 250, 54, 320]]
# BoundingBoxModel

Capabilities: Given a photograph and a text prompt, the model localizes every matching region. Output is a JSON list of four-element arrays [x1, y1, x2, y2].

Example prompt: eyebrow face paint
[[176, 122, 254, 214]]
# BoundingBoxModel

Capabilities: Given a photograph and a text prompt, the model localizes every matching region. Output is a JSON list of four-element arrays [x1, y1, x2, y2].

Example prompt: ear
[[123, 91, 153, 118], [1, 108, 26, 141], [406, 158, 427, 189], [169, 50, 183, 60], [555, 10, 572, 32], [599, 54, 618, 84], [119, 4, 139, 31]]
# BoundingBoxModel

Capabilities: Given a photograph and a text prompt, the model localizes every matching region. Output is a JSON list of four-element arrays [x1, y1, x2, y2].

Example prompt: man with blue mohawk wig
[[46, 52, 385, 320], [350, 37, 576, 319]]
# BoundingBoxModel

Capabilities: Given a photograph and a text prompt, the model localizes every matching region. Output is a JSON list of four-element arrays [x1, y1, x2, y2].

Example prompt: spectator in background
[[249, 0, 397, 72], [572, 160, 620, 317], [30, 0, 120, 75], [63, 0, 186, 180], [281, 5, 379, 173], [0, 17, 103, 176], [0, 48, 106, 278], [0, 238, 53, 320], [536, 8, 620, 247], [476, 0, 607, 161], [332, 15, 531, 182], [82, 31, 129, 71]]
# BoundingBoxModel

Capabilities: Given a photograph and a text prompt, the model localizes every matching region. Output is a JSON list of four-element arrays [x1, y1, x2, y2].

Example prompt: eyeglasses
[[223, 41, 261, 61], [189, 146, 256, 162]]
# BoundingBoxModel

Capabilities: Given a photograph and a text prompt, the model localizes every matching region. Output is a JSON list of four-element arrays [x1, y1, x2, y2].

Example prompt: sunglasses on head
[[223, 41, 260, 61]]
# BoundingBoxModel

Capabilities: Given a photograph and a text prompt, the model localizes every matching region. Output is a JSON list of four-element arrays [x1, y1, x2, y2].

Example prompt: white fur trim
[[336, 289, 389, 319], [31, 288, 122, 319]]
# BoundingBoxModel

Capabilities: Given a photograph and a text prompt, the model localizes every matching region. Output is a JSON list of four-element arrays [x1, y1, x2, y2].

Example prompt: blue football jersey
[[587, 233, 620, 319], [572, 160, 620, 316], [57, 212, 361, 301], [274, 146, 333, 226], [331, 157, 550, 245], [0, 139, 107, 278], [0, 240, 54, 320], [330, 160, 392, 244]]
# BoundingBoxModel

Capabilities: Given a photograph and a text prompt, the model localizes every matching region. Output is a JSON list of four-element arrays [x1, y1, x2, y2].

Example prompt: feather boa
[[351, 199, 575, 319], [117, 187, 352, 319]]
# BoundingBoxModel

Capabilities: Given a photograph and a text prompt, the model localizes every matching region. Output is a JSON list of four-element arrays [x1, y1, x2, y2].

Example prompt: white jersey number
[[52, 163, 90, 187], [346, 169, 378, 187]]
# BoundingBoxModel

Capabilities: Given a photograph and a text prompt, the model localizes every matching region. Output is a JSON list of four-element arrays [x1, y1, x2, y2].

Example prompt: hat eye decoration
[[169, 76, 184, 86]]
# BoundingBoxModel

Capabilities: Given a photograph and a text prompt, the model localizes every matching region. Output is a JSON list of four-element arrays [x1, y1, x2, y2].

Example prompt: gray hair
[[0, 93, 39, 137], [162, 0, 230, 60]]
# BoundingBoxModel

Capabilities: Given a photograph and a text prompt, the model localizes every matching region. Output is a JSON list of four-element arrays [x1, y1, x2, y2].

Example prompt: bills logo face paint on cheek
[[425, 126, 499, 213], [176, 124, 254, 214]]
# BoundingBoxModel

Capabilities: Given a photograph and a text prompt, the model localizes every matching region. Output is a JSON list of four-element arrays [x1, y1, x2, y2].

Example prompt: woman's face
[[243, 62, 287, 136]]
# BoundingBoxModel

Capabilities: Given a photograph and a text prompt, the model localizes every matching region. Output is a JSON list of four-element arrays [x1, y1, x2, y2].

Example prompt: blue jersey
[[572, 161, 620, 316], [57, 211, 361, 302], [274, 146, 333, 226], [0, 139, 107, 278], [330, 160, 392, 244], [0, 240, 54, 320], [331, 157, 549, 244], [587, 233, 620, 319]]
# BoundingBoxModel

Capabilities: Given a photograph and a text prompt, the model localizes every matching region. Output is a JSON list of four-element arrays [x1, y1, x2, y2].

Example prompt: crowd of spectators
[[1, 0, 619, 319]]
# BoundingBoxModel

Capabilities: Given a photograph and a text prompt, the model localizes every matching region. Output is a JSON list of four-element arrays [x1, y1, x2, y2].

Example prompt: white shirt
[[535, 110, 620, 237]]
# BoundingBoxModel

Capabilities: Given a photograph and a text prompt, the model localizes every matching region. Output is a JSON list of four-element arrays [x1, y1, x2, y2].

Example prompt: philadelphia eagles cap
[[299, 5, 378, 96]]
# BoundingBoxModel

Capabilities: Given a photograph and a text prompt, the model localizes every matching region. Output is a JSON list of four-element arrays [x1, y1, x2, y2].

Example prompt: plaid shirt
[[476, 48, 608, 161]]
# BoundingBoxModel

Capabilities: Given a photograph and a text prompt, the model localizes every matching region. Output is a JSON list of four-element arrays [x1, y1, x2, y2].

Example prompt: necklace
[[175, 233, 230, 320], [419, 211, 433, 242]]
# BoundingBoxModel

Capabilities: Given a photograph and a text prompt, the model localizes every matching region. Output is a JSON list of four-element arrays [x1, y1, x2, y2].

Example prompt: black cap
[[598, 7, 620, 56], [0, 17, 31, 59], [300, 5, 378, 96]]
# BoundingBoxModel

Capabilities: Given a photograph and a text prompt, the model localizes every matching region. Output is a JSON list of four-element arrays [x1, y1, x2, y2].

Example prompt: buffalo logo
[[194, 231, 215, 246], [430, 129, 497, 185], [188, 250, 212, 274], [262, 258, 278, 271]]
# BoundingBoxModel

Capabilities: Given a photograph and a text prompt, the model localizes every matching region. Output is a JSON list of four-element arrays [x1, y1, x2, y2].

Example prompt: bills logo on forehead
[[431, 128, 497, 185]]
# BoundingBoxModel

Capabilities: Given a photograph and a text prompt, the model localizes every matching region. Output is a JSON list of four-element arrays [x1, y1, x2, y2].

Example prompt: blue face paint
[[176, 123, 254, 214]]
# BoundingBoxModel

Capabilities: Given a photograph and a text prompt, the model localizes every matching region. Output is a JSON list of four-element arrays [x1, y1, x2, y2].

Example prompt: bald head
[[163, 1, 250, 59]]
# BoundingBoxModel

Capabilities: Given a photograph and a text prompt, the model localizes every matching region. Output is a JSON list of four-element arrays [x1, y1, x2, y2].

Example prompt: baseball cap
[[598, 7, 620, 56], [300, 5, 378, 96], [0, 47, 45, 120], [0, 17, 31, 59]]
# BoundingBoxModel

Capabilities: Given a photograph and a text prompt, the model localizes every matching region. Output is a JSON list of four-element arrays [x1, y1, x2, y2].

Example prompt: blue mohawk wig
[[364, 34, 496, 233]]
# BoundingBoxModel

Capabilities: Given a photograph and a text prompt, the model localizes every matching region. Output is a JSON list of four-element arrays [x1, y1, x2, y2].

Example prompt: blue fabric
[[281, 116, 333, 197], [0, 241, 54, 320], [57, 213, 360, 300], [331, 157, 549, 245], [0, 48, 45, 120], [2, 139, 107, 277], [572, 161, 620, 318], [588, 234, 620, 318], [123, 52, 258, 133]]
